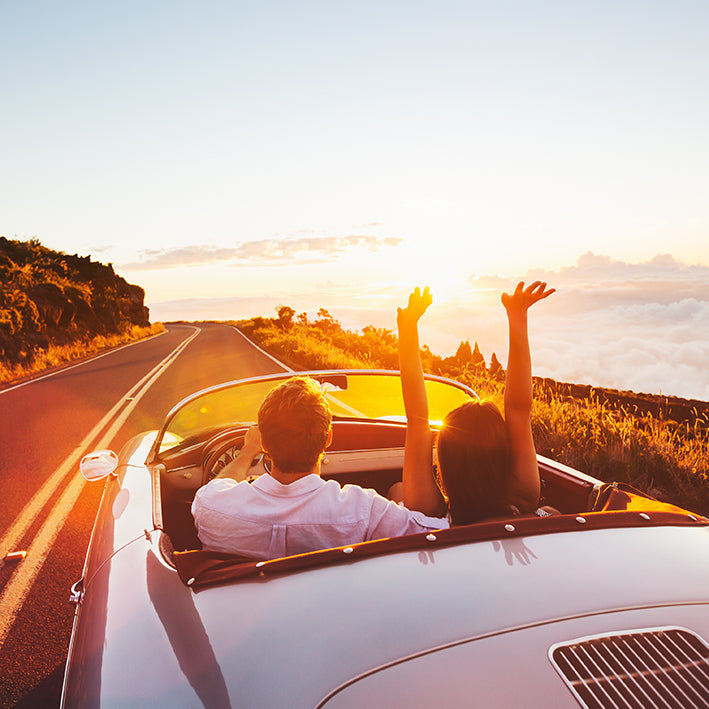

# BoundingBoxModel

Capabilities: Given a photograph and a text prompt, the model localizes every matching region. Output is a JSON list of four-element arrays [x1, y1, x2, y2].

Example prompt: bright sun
[[396, 237, 472, 303]]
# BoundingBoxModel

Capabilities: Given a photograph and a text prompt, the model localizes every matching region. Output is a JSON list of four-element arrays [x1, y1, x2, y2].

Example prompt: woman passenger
[[398, 282, 555, 524]]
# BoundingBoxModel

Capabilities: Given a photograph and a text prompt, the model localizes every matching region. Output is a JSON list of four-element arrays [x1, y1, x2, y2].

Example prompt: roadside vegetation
[[0, 322, 164, 384], [234, 305, 709, 516], [0, 236, 162, 385]]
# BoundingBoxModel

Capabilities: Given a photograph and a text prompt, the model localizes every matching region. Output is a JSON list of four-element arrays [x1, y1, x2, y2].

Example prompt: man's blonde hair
[[258, 376, 332, 474]]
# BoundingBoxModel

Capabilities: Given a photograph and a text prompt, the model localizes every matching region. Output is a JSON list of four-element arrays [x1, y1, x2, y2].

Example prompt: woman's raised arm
[[398, 287, 447, 516], [501, 281, 555, 512]]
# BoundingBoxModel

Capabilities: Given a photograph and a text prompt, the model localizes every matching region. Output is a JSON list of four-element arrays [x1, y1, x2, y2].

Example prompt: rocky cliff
[[0, 237, 150, 364]]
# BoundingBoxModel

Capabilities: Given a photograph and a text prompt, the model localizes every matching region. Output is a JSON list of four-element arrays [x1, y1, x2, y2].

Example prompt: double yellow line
[[0, 326, 200, 648]]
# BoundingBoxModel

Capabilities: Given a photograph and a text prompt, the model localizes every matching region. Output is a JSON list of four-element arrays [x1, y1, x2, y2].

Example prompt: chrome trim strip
[[151, 465, 164, 530]]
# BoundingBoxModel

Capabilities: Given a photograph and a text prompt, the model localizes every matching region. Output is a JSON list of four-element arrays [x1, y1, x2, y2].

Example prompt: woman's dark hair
[[437, 401, 513, 525]]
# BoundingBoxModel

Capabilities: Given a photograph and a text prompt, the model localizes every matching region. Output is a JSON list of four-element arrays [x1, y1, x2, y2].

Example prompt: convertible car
[[61, 370, 709, 708]]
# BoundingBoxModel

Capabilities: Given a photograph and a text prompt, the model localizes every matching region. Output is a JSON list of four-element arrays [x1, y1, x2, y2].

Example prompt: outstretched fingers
[[398, 286, 433, 325], [526, 280, 556, 304], [502, 280, 555, 311]]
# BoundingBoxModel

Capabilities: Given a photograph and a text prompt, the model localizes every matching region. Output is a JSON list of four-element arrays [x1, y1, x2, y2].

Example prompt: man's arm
[[214, 425, 263, 482], [366, 486, 450, 542], [501, 281, 555, 512], [398, 287, 447, 516]]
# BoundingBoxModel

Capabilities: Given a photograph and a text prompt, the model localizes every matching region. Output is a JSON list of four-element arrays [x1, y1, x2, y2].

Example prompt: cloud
[[121, 235, 403, 270], [148, 250, 709, 401], [149, 281, 407, 333], [462, 253, 709, 400], [471, 252, 709, 302]]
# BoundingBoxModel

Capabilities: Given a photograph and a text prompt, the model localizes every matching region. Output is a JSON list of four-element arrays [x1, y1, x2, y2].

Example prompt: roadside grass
[[238, 323, 372, 370], [529, 388, 709, 514], [0, 322, 165, 385], [235, 315, 709, 516]]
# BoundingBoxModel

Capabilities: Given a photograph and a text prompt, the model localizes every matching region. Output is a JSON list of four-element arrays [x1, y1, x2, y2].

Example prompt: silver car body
[[61, 371, 709, 708]]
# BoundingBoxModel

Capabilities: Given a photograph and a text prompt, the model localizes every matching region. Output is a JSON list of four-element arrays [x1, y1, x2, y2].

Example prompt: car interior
[[154, 418, 603, 553]]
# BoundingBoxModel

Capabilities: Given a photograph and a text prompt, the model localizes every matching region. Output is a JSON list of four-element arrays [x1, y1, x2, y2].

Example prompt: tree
[[315, 308, 340, 334], [276, 305, 295, 330], [471, 341, 485, 371], [455, 340, 473, 365], [489, 352, 505, 381]]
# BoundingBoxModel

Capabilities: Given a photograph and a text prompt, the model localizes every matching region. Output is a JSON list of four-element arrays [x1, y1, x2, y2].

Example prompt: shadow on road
[[7, 662, 64, 709]]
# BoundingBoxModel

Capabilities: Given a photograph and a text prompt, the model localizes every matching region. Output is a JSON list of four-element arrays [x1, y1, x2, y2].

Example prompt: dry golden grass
[[0, 323, 165, 385], [531, 389, 708, 509], [243, 322, 373, 370]]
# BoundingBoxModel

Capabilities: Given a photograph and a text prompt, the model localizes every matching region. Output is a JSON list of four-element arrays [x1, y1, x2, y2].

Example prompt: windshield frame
[[147, 369, 477, 464]]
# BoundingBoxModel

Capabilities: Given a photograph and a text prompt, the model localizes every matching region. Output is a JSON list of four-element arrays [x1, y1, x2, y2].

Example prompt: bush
[[0, 236, 151, 367]]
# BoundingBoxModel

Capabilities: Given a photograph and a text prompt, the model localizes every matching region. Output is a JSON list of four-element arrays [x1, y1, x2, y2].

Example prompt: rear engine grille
[[550, 627, 709, 708]]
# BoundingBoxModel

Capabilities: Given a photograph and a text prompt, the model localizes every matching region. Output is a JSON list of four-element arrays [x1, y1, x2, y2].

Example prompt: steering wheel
[[200, 427, 256, 484]]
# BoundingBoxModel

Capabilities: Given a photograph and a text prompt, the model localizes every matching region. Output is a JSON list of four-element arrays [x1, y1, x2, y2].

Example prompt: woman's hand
[[501, 281, 555, 315], [397, 286, 433, 329]]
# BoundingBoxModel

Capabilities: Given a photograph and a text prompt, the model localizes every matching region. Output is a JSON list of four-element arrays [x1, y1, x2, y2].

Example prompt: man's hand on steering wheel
[[214, 425, 263, 482], [241, 425, 262, 456]]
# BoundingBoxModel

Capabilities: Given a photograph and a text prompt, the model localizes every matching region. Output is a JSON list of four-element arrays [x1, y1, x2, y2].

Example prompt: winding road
[[0, 324, 287, 708]]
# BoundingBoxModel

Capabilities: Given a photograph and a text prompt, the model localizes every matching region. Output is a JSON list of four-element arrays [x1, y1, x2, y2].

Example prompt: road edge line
[[0, 328, 170, 396], [228, 327, 293, 372], [0, 328, 198, 563], [0, 327, 200, 648], [0, 334, 181, 562]]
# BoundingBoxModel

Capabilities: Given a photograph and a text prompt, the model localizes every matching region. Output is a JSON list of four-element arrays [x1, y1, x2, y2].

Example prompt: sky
[[2, 1, 708, 400]]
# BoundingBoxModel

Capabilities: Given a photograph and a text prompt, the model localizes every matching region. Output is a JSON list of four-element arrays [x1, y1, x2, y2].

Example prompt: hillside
[[230, 307, 709, 516], [0, 237, 158, 378]]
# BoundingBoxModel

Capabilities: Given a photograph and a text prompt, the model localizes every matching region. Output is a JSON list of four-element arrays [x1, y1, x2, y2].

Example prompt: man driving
[[191, 376, 447, 559]]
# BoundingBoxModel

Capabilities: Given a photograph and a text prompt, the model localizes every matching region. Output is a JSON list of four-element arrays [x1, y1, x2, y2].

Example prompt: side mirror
[[80, 450, 119, 481]]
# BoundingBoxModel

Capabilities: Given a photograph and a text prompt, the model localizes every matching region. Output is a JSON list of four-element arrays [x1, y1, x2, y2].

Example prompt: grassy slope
[[1, 237, 162, 384]]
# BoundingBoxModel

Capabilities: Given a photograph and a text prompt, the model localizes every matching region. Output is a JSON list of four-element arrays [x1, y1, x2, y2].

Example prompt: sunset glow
[[2, 2, 708, 399]]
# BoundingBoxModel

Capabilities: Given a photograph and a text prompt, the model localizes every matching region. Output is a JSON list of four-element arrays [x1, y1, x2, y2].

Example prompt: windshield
[[152, 370, 476, 459]]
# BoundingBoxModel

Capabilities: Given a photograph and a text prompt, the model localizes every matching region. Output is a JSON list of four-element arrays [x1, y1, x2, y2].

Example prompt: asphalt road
[[0, 323, 287, 708]]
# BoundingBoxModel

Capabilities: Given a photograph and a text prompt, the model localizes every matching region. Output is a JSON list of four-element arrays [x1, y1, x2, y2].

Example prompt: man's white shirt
[[192, 473, 448, 559]]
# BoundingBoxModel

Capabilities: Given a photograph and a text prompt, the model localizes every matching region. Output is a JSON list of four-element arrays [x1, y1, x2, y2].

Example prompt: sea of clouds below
[[149, 252, 709, 403]]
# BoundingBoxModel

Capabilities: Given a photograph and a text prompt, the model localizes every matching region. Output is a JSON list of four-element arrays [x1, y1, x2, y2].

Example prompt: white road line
[[324, 392, 368, 418], [0, 326, 197, 563], [229, 327, 293, 371], [0, 328, 168, 396], [230, 326, 367, 416], [0, 327, 200, 648]]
